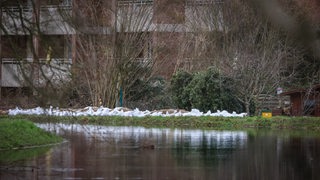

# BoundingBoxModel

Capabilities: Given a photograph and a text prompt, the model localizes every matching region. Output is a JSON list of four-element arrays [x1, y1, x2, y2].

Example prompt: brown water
[[1, 124, 320, 180]]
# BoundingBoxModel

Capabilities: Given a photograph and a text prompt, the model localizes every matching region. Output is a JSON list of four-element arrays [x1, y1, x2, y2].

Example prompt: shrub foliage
[[171, 67, 243, 113]]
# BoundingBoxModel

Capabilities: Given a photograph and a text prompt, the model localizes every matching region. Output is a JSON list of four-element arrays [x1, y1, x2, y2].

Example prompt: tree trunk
[[245, 101, 250, 116]]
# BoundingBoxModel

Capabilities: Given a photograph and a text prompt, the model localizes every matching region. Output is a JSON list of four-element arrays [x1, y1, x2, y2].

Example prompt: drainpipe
[[32, 0, 40, 93], [71, 0, 77, 76]]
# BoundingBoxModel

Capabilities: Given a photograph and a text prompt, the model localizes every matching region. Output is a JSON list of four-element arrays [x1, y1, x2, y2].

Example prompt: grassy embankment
[[24, 115, 320, 131], [0, 115, 318, 165], [1, 115, 320, 152], [0, 117, 63, 151]]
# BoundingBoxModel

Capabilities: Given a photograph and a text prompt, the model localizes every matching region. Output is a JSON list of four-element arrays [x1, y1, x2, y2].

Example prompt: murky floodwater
[[1, 124, 320, 180]]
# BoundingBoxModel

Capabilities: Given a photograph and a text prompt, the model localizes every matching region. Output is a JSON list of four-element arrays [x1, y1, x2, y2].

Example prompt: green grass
[[17, 114, 320, 131], [0, 117, 63, 150]]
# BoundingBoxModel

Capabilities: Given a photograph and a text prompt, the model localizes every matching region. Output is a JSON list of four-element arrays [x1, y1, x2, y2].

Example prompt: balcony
[[1, 4, 73, 35], [1, 58, 71, 87]]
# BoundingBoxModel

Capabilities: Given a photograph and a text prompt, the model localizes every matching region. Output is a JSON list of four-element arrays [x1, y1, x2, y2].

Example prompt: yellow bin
[[262, 112, 272, 118]]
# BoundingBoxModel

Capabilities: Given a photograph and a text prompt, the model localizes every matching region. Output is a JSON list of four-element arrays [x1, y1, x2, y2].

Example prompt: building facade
[[1, 0, 319, 98], [0, 0, 226, 91]]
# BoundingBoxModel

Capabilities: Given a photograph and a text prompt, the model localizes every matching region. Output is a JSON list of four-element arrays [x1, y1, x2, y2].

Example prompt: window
[[1, 35, 28, 59], [39, 35, 65, 59], [1, 0, 31, 13], [1, 0, 29, 7]]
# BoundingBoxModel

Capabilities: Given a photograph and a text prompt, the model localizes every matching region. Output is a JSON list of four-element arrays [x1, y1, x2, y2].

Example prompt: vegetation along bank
[[1, 114, 320, 151], [21, 115, 320, 131], [0, 117, 63, 150]]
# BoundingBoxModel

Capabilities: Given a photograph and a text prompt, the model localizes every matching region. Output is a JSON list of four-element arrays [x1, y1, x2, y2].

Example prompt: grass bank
[[0, 117, 63, 151], [19, 115, 320, 131]]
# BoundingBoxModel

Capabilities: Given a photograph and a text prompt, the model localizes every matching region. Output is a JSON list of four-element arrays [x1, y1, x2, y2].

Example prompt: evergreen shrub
[[170, 70, 193, 110], [126, 76, 174, 110], [171, 67, 244, 113]]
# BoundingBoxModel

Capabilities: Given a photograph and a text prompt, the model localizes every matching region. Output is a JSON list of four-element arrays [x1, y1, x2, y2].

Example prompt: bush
[[125, 76, 174, 110], [170, 70, 193, 110], [171, 67, 244, 113]]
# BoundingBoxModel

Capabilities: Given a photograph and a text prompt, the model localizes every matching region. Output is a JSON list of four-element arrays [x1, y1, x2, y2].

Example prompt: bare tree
[[64, 0, 163, 107], [176, 0, 303, 115], [222, 2, 303, 114], [1, 0, 73, 107], [175, 0, 224, 72], [1, 0, 181, 108], [254, 0, 320, 87]]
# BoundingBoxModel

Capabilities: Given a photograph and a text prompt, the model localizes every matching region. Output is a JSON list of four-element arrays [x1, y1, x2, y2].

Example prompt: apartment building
[[0, 0, 224, 95], [1, 0, 73, 89]]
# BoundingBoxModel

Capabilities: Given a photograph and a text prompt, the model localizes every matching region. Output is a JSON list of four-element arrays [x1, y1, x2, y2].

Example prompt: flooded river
[[1, 123, 320, 180]]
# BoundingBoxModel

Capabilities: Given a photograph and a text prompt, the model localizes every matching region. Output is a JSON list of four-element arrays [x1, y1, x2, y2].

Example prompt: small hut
[[281, 84, 320, 116]]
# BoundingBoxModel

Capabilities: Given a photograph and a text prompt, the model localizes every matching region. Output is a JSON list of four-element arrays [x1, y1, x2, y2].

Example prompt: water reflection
[[1, 124, 320, 180], [0, 147, 50, 164]]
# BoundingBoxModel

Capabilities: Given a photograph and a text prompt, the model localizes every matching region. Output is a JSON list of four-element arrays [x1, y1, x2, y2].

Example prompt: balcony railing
[[1, 57, 72, 87], [118, 0, 153, 6], [1, 58, 72, 65], [135, 57, 152, 67], [1, 4, 73, 35], [186, 0, 224, 6], [2, 4, 72, 13]]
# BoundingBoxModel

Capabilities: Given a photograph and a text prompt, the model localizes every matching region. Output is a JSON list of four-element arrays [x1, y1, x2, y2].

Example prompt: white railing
[[136, 57, 152, 66], [1, 6, 33, 13], [186, 0, 224, 6], [1, 58, 33, 64], [118, 0, 153, 6], [40, 5, 72, 11], [1, 58, 72, 65], [2, 4, 72, 13]]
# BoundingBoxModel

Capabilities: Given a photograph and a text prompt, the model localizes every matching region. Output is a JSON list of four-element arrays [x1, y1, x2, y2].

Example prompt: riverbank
[[17, 115, 320, 131], [0, 117, 63, 150], [1, 115, 320, 151]]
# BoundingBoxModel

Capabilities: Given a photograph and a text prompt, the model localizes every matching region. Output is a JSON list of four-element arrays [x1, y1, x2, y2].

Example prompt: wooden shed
[[281, 84, 320, 116]]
